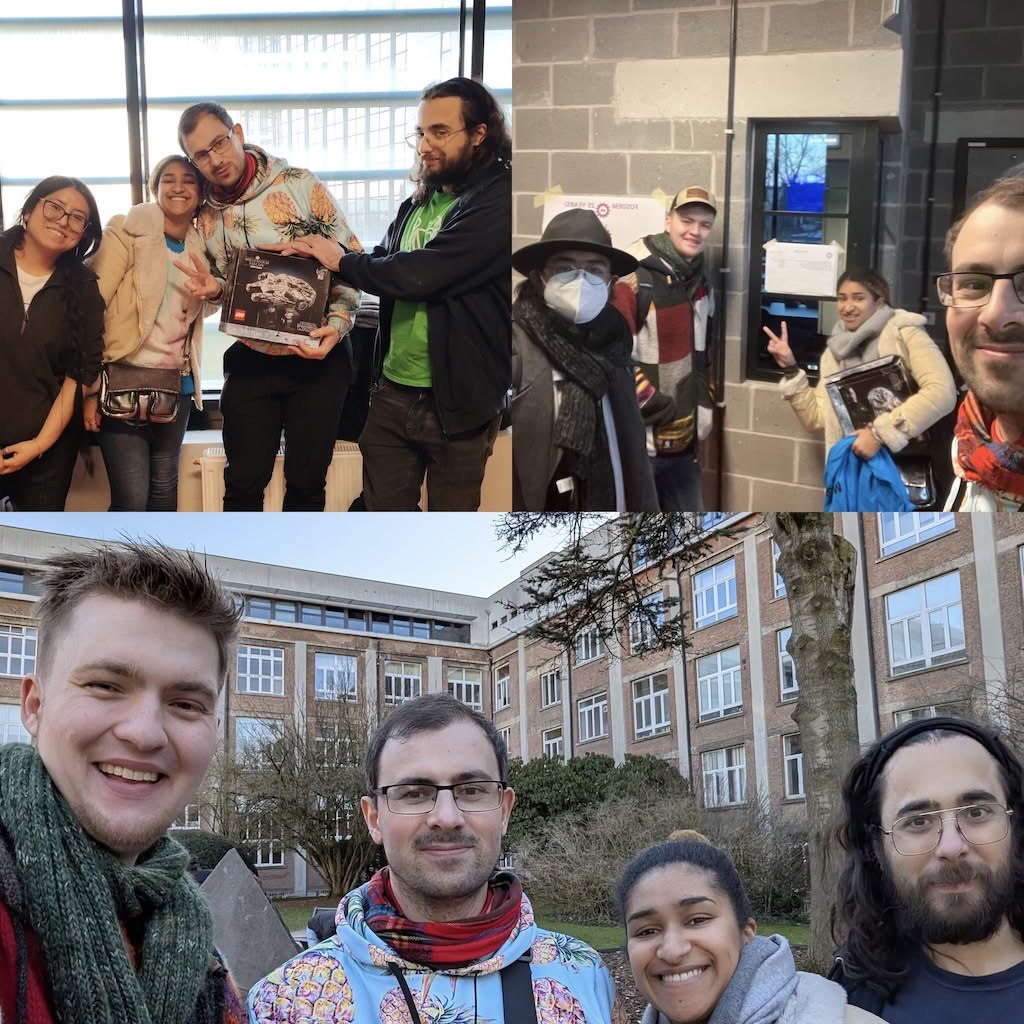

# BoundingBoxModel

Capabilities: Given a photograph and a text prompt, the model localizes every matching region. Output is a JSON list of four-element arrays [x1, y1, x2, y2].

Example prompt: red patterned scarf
[[210, 152, 257, 205], [363, 867, 522, 969], [953, 390, 1024, 501]]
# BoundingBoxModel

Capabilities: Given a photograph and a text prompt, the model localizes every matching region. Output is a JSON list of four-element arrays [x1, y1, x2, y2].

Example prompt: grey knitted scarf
[[0, 743, 222, 1024], [826, 303, 894, 362]]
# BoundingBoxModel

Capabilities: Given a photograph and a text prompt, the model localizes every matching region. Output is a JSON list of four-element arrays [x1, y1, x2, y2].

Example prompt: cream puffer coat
[[91, 203, 213, 410], [778, 308, 956, 459]]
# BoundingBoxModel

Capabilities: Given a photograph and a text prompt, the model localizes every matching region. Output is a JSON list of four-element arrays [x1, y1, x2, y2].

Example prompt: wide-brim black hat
[[512, 208, 638, 277]]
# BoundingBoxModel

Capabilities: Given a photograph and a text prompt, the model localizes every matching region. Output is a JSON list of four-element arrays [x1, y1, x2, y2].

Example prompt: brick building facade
[[1, 515, 1022, 894]]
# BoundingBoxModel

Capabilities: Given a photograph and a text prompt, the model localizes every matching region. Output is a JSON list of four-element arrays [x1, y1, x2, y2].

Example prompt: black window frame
[[745, 119, 881, 384]]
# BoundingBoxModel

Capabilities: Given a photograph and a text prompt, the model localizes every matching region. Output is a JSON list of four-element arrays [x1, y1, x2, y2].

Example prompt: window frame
[[541, 669, 562, 709], [447, 665, 484, 712], [878, 512, 956, 557], [494, 663, 510, 710], [885, 571, 966, 676], [697, 646, 743, 722], [542, 726, 564, 759], [313, 651, 358, 701], [783, 733, 805, 799], [692, 558, 738, 630], [0, 623, 37, 678], [702, 745, 747, 808], [633, 672, 671, 740], [235, 644, 285, 696], [629, 592, 666, 654], [772, 541, 787, 599], [0, 702, 31, 745], [778, 626, 799, 700], [234, 716, 284, 768], [575, 624, 603, 665], [578, 693, 609, 743], [383, 661, 422, 705]]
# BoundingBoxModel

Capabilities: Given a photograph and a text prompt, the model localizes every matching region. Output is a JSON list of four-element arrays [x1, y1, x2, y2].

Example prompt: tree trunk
[[767, 513, 862, 971]]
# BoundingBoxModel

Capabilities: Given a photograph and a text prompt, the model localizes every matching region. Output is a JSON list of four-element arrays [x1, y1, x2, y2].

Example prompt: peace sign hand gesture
[[762, 321, 797, 370], [172, 252, 222, 301]]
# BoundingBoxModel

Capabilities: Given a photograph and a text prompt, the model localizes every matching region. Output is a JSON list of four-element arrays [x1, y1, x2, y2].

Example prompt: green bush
[[172, 829, 259, 875]]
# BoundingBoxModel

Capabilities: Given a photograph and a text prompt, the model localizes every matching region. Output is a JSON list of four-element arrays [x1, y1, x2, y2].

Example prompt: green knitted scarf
[[0, 743, 217, 1024]]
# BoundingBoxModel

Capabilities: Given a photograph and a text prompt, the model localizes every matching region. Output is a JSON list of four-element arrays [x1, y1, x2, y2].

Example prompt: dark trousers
[[220, 343, 351, 511], [651, 450, 705, 512], [359, 378, 499, 511], [98, 400, 191, 511], [1, 422, 81, 511]]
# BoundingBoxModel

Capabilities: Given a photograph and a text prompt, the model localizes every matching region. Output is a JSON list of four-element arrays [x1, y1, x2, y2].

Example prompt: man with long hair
[[274, 78, 512, 511], [0, 541, 246, 1023], [830, 717, 1024, 1020]]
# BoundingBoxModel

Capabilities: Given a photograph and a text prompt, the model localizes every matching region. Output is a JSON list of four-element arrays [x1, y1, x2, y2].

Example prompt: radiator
[[200, 441, 364, 512]]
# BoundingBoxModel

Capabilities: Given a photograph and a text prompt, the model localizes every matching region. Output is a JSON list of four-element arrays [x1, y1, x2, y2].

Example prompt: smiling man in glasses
[[939, 175, 1024, 510], [249, 693, 622, 1023], [174, 101, 362, 513], [829, 717, 1024, 1022], [269, 78, 513, 511]]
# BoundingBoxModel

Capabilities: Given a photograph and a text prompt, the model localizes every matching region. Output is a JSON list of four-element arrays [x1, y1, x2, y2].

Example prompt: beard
[[888, 857, 1014, 945], [420, 138, 475, 189], [952, 321, 1024, 418], [397, 829, 494, 905]]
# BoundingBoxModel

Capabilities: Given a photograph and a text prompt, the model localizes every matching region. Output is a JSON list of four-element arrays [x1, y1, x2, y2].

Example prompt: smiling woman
[[616, 840, 885, 1024]]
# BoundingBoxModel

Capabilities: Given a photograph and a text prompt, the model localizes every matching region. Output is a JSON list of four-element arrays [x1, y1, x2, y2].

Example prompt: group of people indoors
[[511, 175, 1024, 513], [1, 539, 1022, 1023], [0, 76, 512, 512]]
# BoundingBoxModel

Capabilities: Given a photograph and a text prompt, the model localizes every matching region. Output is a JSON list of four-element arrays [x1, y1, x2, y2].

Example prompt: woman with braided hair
[[511, 209, 658, 511], [0, 176, 105, 510]]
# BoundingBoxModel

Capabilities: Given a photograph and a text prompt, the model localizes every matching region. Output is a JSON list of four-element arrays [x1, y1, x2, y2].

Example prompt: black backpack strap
[[829, 951, 888, 1016], [634, 266, 654, 331], [388, 963, 422, 1024], [500, 952, 538, 1024]]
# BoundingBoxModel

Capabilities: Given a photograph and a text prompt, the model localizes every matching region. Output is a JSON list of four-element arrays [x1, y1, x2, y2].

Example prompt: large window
[[0, 569, 26, 594], [243, 812, 284, 868], [778, 627, 799, 700], [541, 669, 561, 708], [885, 571, 966, 675], [314, 652, 358, 700], [629, 593, 666, 654], [236, 645, 285, 695], [772, 542, 786, 599], [0, 704, 31, 745], [575, 624, 603, 665], [746, 121, 881, 382], [633, 673, 671, 739], [783, 734, 804, 799], [498, 725, 512, 755], [578, 693, 608, 743], [384, 661, 422, 704], [448, 666, 483, 711], [494, 663, 510, 710], [0, 624, 37, 678], [235, 717, 283, 766], [893, 701, 969, 726], [702, 746, 746, 808], [878, 512, 956, 557], [0, 4, 510, 394], [542, 726, 563, 759], [697, 647, 742, 722], [693, 559, 737, 629]]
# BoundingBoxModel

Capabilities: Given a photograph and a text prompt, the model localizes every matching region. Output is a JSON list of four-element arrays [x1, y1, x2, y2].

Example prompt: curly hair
[[13, 177, 102, 385], [831, 717, 1024, 999], [412, 77, 511, 202]]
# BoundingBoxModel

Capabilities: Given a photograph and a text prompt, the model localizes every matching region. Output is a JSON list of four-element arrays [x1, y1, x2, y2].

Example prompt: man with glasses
[[829, 717, 1024, 1021], [271, 78, 512, 511], [249, 693, 622, 1022], [175, 101, 362, 512], [938, 175, 1024, 510]]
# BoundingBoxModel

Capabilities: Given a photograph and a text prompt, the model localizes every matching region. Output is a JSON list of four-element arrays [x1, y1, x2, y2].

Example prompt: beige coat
[[91, 203, 212, 410], [778, 308, 956, 459]]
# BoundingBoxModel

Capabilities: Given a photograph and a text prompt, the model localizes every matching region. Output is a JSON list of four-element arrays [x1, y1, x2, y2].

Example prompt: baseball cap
[[671, 185, 717, 214]]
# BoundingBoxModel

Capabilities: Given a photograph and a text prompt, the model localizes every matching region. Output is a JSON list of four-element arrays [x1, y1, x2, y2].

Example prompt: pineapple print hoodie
[[198, 144, 361, 356], [248, 884, 625, 1023]]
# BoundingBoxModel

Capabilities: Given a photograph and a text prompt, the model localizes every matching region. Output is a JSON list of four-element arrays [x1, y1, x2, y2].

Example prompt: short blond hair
[[667, 828, 712, 844]]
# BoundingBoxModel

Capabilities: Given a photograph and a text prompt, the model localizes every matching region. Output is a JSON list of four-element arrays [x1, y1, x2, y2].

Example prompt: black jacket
[[335, 163, 511, 436], [0, 231, 104, 448]]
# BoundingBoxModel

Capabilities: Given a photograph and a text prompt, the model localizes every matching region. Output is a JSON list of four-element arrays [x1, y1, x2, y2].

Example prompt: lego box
[[220, 248, 332, 346]]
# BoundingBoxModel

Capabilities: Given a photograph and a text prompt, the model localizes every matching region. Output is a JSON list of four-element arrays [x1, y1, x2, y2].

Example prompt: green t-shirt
[[382, 190, 458, 387]]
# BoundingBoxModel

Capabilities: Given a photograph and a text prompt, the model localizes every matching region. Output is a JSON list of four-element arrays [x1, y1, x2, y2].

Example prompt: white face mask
[[543, 269, 609, 324]]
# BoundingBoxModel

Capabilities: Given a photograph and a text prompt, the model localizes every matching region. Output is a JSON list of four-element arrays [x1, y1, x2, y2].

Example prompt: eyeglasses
[[545, 264, 612, 284], [405, 126, 467, 150], [189, 132, 236, 166], [377, 780, 504, 814], [878, 802, 1013, 856], [936, 271, 1024, 308], [40, 198, 89, 235]]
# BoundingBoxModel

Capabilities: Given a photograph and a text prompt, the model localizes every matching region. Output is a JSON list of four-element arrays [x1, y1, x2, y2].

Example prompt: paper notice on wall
[[763, 239, 845, 298], [542, 194, 667, 250]]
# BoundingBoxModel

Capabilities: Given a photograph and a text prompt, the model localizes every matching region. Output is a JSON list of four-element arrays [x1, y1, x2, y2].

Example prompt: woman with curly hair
[[88, 155, 213, 510], [618, 839, 883, 1024], [0, 177, 104, 510]]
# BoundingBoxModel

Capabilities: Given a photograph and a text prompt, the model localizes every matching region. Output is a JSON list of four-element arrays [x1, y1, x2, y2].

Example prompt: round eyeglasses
[[878, 802, 1013, 856], [41, 198, 89, 235], [377, 780, 504, 814], [404, 127, 467, 150]]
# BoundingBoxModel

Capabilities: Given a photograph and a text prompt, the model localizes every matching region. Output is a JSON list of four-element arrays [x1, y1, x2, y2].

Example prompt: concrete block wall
[[513, 0, 901, 511]]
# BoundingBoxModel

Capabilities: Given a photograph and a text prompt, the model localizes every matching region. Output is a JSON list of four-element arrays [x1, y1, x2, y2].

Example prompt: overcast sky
[[2, 514, 580, 597]]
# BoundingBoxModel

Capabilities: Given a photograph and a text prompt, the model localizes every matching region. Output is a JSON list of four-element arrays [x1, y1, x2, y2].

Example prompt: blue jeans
[[98, 401, 191, 511], [650, 451, 705, 512]]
